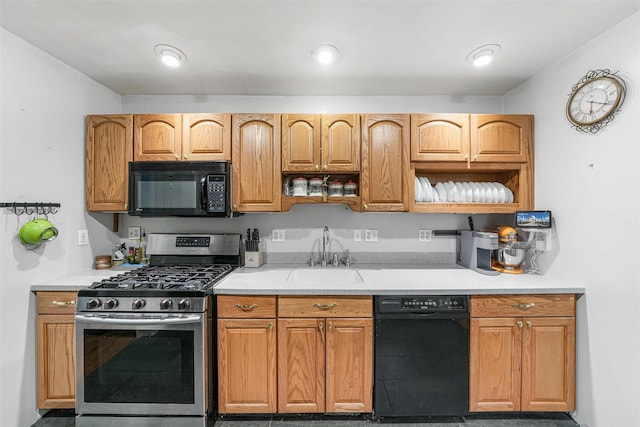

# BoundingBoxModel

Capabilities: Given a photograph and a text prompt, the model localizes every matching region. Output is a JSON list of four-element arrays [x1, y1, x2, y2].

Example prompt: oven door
[[75, 313, 206, 416]]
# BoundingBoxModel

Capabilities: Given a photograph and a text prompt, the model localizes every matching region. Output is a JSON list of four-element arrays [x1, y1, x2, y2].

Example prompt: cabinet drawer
[[471, 294, 575, 318], [217, 295, 276, 318], [278, 296, 372, 318], [37, 292, 77, 314]]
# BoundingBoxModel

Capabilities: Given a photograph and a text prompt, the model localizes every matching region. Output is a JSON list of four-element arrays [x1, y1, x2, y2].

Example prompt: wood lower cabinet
[[277, 296, 373, 413], [217, 295, 277, 413], [469, 294, 576, 412], [36, 291, 77, 409], [86, 114, 133, 212]]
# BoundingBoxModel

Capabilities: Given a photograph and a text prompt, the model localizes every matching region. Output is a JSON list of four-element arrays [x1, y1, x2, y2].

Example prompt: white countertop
[[29, 263, 584, 295], [213, 264, 585, 295], [30, 266, 144, 291]]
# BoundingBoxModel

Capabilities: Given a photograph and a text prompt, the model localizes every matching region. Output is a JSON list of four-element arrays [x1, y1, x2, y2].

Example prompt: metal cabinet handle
[[268, 322, 273, 330], [363, 204, 368, 210], [464, 154, 469, 161], [526, 321, 532, 328], [234, 304, 258, 311], [174, 154, 179, 160], [318, 321, 323, 331], [323, 165, 327, 170], [313, 303, 336, 310], [328, 322, 333, 330], [183, 154, 188, 160], [315, 164, 319, 170], [517, 320, 523, 328], [512, 303, 536, 309], [52, 300, 75, 306], [473, 154, 478, 161]]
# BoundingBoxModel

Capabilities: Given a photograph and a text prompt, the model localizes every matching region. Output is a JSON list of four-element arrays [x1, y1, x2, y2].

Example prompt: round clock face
[[566, 76, 622, 126]]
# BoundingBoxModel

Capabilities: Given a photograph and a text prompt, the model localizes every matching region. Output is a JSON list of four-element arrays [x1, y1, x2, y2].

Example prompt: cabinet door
[[322, 114, 360, 172], [521, 317, 575, 412], [278, 318, 325, 413], [282, 114, 320, 172], [232, 114, 282, 212], [470, 115, 533, 163], [134, 114, 183, 161], [470, 317, 522, 412], [182, 113, 231, 161], [361, 114, 410, 212], [217, 319, 277, 413], [37, 314, 75, 409], [325, 318, 373, 413], [411, 114, 470, 162], [86, 115, 133, 212]]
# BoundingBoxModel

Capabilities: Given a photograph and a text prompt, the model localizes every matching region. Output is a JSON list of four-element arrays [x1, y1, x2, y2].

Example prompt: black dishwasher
[[374, 295, 470, 418]]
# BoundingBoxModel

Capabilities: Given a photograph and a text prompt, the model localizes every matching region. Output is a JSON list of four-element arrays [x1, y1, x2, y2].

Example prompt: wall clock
[[566, 69, 627, 134]]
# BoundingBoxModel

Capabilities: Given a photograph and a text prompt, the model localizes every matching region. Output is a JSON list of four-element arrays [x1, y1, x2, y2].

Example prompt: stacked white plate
[[414, 178, 514, 204]]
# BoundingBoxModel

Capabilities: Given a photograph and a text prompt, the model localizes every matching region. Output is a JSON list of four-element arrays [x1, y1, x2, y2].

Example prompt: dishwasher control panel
[[377, 295, 469, 313], [400, 296, 467, 311]]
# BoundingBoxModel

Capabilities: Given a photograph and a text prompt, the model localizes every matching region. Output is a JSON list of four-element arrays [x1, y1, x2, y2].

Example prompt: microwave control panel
[[207, 175, 226, 213]]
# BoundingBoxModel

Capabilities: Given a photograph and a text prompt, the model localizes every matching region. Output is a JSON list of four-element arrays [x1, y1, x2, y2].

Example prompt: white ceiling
[[1, 0, 638, 96]]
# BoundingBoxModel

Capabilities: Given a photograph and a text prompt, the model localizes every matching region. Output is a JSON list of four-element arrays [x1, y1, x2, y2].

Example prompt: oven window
[[136, 175, 197, 209], [83, 329, 194, 404]]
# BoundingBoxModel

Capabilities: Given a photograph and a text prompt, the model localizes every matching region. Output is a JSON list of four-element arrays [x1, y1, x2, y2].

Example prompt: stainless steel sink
[[287, 268, 364, 285]]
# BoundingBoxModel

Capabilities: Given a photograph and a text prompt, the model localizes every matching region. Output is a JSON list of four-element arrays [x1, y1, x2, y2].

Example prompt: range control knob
[[178, 299, 191, 310], [104, 298, 119, 310], [132, 298, 146, 310], [86, 298, 102, 309], [159, 299, 173, 310]]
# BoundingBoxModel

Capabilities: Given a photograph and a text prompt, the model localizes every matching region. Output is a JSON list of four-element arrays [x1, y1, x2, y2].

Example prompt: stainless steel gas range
[[75, 233, 241, 427]]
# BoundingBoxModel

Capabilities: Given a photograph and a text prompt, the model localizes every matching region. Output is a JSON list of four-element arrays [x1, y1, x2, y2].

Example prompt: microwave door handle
[[75, 314, 203, 326], [200, 176, 208, 211]]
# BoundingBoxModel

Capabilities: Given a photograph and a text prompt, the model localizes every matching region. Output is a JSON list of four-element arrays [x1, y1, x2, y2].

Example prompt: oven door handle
[[75, 314, 202, 325]]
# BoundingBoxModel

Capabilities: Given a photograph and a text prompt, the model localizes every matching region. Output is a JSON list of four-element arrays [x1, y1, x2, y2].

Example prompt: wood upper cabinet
[[134, 114, 182, 161], [411, 114, 533, 164], [277, 296, 373, 414], [86, 114, 133, 212], [182, 113, 231, 161], [471, 115, 533, 163], [36, 291, 77, 409], [411, 114, 470, 162], [232, 114, 281, 212], [361, 114, 410, 212], [134, 113, 231, 161], [469, 294, 576, 413], [281, 114, 360, 172], [217, 296, 277, 414]]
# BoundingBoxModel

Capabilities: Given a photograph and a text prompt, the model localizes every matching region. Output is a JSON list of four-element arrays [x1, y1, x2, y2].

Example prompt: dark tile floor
[[32, 411, 581, 427]]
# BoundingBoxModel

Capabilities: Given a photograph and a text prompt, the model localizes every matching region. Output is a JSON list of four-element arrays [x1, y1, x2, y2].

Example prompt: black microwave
[[128, 161, 233, 217]]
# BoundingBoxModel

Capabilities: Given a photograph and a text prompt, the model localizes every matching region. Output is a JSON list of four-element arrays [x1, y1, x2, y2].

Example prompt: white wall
[[0, 29, 122, 427], [504, 13, 640, 427]]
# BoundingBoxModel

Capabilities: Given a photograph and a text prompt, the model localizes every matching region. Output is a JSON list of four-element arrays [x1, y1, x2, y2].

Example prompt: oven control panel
[[175, 236, 211, 247], [76, 296, 205, 313]]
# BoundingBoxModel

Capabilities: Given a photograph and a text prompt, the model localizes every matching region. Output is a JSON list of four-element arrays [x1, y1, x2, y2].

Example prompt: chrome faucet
[[321, 226, 330, 267]]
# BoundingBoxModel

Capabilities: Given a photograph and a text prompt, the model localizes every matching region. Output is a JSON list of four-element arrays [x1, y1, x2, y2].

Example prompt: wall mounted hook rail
[[1, 202, 61, 216]]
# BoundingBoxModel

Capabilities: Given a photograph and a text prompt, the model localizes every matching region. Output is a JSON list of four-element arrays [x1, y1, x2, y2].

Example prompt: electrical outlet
[[78, 230, 89, 246], [271, 229, 286, 242], [364, 229, 378, 242], [419, 229, 433, 242], [128, 226, 142, 239], [353, 229, 362, 242]]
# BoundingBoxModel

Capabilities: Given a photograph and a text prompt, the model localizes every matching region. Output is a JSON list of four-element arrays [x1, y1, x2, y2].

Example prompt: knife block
[[244, 244, 264, 268]]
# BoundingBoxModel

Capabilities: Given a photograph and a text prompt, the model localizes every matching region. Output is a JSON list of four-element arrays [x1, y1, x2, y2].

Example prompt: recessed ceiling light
[[466, 44, 501, 67], [154, 44, 187, 67], [312, 44, 339, 65]]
